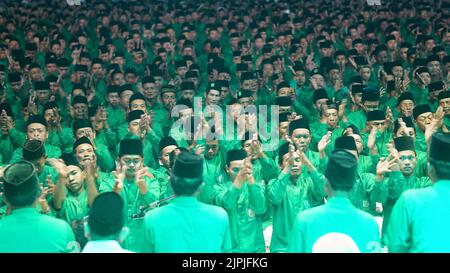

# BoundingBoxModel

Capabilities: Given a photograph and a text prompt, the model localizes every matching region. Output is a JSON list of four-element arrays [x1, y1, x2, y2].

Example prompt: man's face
[[293, 71, 306, 86], [238, 97, 252, 108], [427, 61, 441, 77], [395, 126, 416, 139], [10, 81, 23, 93], [130, 99, 146, 112], [363, 101, 379, 112], [181, 89, 194, 100], [324, 109, 338, 128], [376, 51, 388, 64], [310, 75, 325, 89], [425, 39, 435, 52], [128, 119, 141, 136], [75, 143, 96, 166], [73, 103, 88, 119], [398, 94, 415, 114], [291, 128, 311, 152], [439, 98, 450, 115], [92, 64, 104, 78], [399, 47, 409, 61], [350, 134, 364, 154], [120, 90, 134, 110], [227, 159, 244, 181], [36, 89, 51, 105], [279, 121, 289, 139], [205, 140, 219, 160], [314, 98, 328, 111], [354, 43, 365, 55], [30, 68, 42, 81], [46, 63, 58, 75], [243, 139, 259, 160], [368, 120, 387, 133], [27, 123, 47, 142], [281, 152, 302, 176], [107, 93, 120, 107], [120, 155, 143, 177], [336, 55, 347, 68], [160, 145, 177, 168], [67, 165, 84, 193], [206, 90, 221, 105], [142, 83, 159, 99], [75, 127, 94, 140], [417, 72, 431, 86], [162, 92, 176, 110], [357, 66, 370, 80], [416, 112, 433, 131], [398, 150, 417, 176], [176, 66, 188, 78], [319, 47, 332, 57]]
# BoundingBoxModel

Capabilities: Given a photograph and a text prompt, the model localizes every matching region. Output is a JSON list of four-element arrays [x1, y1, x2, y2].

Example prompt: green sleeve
[[10, 148, 23, 164], [267, 172, 290, 206], [363, 173, 389, 208], [248, 182, 266, 215], [213, 183, 243, 211], [386, 193, 411, 253], [309, 170, 327, 202], [140, 177, 161, 205], [386, 171, 406, 201], [8, 128, 26, 147], [99, 176, 115, 193], [57, 128, 75, 152], [96, 144, 115, 172], [104, 128, 118, 149], [259, 156, 278, 183]]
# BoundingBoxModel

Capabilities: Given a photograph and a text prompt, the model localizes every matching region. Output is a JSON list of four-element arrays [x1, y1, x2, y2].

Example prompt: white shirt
[[82, 240, 133, 253]]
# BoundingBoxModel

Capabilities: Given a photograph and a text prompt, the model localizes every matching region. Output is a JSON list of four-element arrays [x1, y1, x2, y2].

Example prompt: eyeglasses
[[122, 158, 141, 165]]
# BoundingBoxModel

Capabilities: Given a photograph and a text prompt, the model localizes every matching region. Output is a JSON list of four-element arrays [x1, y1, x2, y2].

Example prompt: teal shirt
[[0, 207, 76, 253], [143, 196, 232, 253], [54, 190, 90, 223], [267, 170, 326, 253], [288, 196, 381, 253], [387, 180, 450, 253], [348, 173, 389, 216]]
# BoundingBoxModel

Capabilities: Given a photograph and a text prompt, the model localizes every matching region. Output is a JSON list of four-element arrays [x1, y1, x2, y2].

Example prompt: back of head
[[3, 160, 40, 207], [88, 192, 124, 238], [171, 151, 204, 196], [325, 150, 358, 192], [429, 133, 450, 180]]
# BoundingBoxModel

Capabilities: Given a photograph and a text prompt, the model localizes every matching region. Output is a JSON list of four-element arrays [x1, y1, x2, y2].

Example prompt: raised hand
[[318, 131, 332, 154], [367, 127, 377, 151], [47, 158, 69, 179], [136, 167, 149, 195], [112, 164, 126, 194], [376, 156, 398, 177]]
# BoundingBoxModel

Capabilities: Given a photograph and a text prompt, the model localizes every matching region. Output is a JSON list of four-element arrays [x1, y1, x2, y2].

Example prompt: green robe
[[99, 176, 160, 252], [0, 207, 76, 253], [267, 170, 326, 253], [288, 196, 381, 253], [142, 196, 232, 253], [347, 110, 367, 132], [348, 173, 389, 216], [387, 180, 450, 253], [53, 190, 90, 223], [106, 105, 126, 130], [382, 171, 432, 242], [213, 177, 267, 253]]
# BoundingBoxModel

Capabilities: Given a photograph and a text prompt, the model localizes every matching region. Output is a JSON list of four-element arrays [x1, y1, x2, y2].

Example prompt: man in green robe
[[288, 150, 381, 253], [99, 138, 160, 253], [0, 161, 76, 253], [143, 151, 231, 253], [213, 149, 267, 253], [387, 133, 450, 252], [267, 142, 326, 253]]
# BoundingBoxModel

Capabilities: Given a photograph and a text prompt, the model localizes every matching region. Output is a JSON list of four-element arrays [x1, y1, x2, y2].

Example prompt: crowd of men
[[0, 0, 449, 253]]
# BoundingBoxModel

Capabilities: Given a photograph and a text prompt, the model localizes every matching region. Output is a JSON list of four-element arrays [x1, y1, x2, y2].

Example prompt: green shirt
[[387, 180, 450, 253], [213, 177, 267, 253], [267, 170, 326, 253], [348, 173, 389, 216], [288, 196, 381, 253], [143, 196, 232, 253], [10, 144, 62, 163], [347, 110, 367, 132], [54, 190, 90, 223], [99, 175, 160, 252], [0, 207, 76, 253]]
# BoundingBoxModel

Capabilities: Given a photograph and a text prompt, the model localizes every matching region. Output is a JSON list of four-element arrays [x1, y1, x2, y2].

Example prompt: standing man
[[0, 160, 77, 252], [143, 151, 231, 253], [387, 133, 450, 252], [288, 150, 381, 253]]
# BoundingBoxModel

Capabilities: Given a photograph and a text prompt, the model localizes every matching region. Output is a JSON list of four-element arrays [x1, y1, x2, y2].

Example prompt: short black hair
[[169, 174, 203, 196], [430, 159, 450, 180]]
